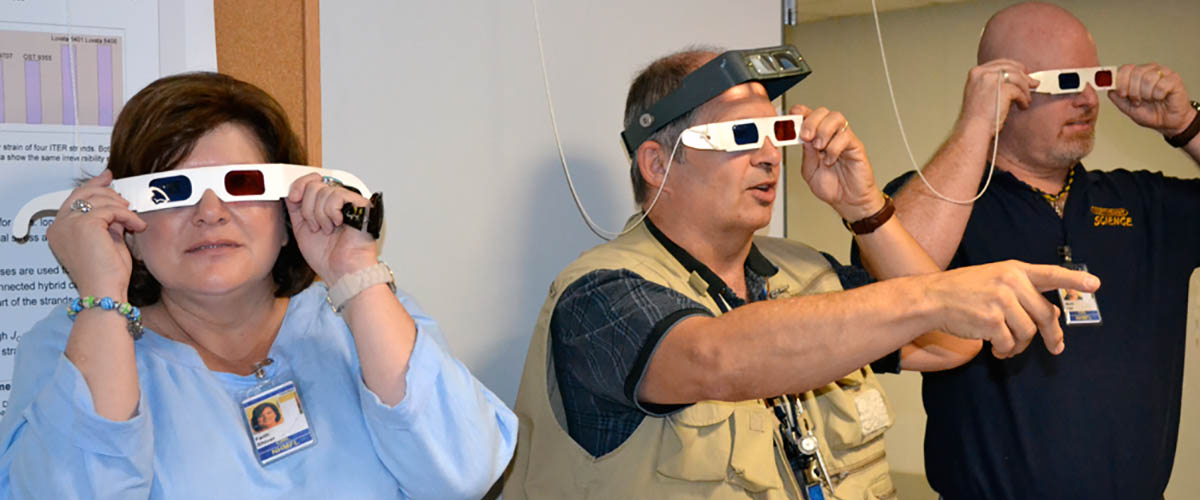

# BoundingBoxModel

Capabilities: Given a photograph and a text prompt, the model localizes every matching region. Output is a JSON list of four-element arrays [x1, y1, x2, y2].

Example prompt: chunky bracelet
[[325, 262, 396, 313], [67, 296, 144, 340]]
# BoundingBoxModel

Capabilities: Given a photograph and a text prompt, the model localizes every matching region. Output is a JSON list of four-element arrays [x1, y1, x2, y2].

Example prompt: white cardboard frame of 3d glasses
[[680, 114, 804, 152], [12, 163, 371, 240], [1029, 66, 1118, 95]]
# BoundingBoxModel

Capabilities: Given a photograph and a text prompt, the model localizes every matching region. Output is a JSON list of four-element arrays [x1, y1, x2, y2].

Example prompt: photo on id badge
[[1058, 263, 1102, 326], [241, 380, 315, 465]]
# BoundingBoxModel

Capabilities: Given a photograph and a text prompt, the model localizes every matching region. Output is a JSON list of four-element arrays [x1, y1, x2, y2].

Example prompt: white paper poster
[[0, 0, 215, 416]]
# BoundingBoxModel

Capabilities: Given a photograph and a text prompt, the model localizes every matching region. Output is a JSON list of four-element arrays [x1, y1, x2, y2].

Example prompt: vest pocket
[[658, 403, 735, 482], [727, 406, 785, 492], [868, 472, 898, 500], [656, 403, 783, 493], [814, 371, 894, 449]]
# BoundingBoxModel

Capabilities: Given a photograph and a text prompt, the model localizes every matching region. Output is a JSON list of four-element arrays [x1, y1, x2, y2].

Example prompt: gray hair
[[623, 46, 722, 205]]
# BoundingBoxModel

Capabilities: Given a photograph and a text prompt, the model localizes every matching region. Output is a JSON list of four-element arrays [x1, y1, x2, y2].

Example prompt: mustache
[[1067, 109, 1100, 124]]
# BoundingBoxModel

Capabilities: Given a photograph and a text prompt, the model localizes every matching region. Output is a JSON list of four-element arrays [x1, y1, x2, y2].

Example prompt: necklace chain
[[1030, 168, 1075, 218], [154, 305, 276, 376]]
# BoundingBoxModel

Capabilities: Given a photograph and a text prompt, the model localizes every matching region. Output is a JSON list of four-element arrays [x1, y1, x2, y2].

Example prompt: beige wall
[[321, 0, 780, 405], [782, 1, 1200, 498]]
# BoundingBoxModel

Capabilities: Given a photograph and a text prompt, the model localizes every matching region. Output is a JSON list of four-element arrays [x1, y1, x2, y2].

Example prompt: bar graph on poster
[[0, 29, 124, 127], [0, 1, 215, 416], [0, 13, 152, 420]]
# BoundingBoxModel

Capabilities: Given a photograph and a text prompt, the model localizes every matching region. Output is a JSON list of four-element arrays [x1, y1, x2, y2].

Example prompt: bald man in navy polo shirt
[[861, 2, 1200, 499]]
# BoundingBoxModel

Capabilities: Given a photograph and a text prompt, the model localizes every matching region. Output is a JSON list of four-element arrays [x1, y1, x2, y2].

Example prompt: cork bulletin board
[[213, 0, 321, 165]]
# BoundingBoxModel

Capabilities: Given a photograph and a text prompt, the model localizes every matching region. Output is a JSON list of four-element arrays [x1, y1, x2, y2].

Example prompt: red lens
[[1094, 70, 1113, 87], [224, 170, 266, 196], [774, 119, 797, 141]]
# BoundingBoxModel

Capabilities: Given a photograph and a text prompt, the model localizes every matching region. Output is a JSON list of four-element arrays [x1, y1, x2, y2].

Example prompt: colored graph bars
[[0, 30, 124, 126]]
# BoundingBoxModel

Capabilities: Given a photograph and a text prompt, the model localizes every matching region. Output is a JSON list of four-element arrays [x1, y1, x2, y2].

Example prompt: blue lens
[[148, 175, 192, 204], [732, 123, 760, 145], [1058, 72, 1081, 90]]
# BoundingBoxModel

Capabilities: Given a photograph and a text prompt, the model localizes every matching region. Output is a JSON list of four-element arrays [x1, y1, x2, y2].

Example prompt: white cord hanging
[[870, 0, 1002, 204], [528, 0, 678, 240]]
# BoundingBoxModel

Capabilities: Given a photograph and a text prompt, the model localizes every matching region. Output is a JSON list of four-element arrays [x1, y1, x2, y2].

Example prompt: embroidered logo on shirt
[[1090, 206, 1133, 227]]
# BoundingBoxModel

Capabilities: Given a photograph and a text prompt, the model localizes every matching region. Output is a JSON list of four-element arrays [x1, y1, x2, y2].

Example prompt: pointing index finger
[[1022, 263, 1100, 293]]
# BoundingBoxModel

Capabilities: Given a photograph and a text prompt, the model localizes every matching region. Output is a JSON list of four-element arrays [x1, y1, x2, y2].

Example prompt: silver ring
[[321, 176, 344, 188], [70, 199, 93, 213]]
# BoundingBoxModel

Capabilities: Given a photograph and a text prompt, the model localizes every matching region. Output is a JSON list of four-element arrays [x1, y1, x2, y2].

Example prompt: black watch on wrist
[[1165, 100, 1200, 148]]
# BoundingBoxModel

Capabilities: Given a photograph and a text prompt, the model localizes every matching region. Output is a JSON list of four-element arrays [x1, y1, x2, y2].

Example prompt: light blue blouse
[[0, 284, 516, 499]]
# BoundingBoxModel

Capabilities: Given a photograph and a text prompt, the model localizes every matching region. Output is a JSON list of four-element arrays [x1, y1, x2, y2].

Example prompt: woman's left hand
[[286, 173, 378, 284]]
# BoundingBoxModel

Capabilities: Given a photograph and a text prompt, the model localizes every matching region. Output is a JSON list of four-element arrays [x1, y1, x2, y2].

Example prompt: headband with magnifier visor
[[680, 114, 803, 152], [1029, 66, 1117, 95], [620, 45, 812, 157], [12, 163, 384, 240]]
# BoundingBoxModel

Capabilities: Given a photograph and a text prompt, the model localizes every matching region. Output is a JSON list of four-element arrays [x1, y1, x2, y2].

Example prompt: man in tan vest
[[504, 46, 1099, 500]]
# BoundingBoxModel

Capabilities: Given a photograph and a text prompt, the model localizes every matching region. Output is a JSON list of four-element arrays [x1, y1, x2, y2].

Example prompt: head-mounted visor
[[621, 45, 811, 157], [13, 164, 371, 240], [680, 114, 803, 152], [1029, 66, 1116, 95]]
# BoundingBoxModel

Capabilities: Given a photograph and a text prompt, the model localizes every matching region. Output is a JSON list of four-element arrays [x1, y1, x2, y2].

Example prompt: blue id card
[[241, 380, 315, 465], [805, 483, 826, 500]]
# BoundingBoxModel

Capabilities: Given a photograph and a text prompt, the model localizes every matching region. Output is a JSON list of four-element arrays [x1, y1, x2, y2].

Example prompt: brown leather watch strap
[[843, 193, 895, 235], [1166, 100, 1200, 148]]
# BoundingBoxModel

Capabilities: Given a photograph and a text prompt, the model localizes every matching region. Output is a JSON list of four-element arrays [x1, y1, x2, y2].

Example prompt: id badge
[[1058, 262, 1102, 326], [241, 380, 316, 465], [804, 483, 826, 500]]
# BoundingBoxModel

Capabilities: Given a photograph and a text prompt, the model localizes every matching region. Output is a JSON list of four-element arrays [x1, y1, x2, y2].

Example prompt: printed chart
[[0, 29, 124, 126]]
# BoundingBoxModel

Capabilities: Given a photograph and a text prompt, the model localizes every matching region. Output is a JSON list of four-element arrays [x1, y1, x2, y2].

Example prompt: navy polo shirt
[[861, 165, 1200, 499]]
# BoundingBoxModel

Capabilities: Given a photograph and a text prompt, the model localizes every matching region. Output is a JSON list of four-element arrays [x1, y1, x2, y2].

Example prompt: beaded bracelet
[[66, 296, 144, 340]]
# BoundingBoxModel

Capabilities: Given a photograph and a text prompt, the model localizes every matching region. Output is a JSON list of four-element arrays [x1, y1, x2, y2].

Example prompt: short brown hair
[[623, 47, 720, 204], [110, 72, 314, 306]]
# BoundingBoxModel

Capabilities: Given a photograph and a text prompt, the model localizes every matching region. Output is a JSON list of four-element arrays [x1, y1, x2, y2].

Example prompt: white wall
[[783, 0, 1200, 497], [320, 1, 780, 404]]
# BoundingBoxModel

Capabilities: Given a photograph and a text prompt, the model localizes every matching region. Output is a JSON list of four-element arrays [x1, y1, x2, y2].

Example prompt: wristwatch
[[843, 193, 895, 235], [1166, 100, 1200, 148], [326, 262, 396, 313]]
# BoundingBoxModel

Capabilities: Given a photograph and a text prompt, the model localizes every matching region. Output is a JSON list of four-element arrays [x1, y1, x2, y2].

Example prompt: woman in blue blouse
[[0, 72, 516, 499]]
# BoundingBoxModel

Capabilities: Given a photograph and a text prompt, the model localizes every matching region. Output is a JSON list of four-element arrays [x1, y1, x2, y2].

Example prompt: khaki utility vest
[[504, 222, 898, 500]]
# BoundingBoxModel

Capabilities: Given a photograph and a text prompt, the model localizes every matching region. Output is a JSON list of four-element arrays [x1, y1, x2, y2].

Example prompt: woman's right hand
[[46, 169, 147, 300]]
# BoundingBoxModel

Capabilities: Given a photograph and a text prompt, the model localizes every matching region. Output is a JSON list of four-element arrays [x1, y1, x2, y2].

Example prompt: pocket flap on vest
[[669, 401, 736, 427], [657, 403, 785, 492], [813, 372, 894, 449], [657, 404, 735, 482], [728, 407, 785, 492]]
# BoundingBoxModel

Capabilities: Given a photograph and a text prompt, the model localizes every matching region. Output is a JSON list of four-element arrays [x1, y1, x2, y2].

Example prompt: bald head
[[978, 2, 1098, 71]]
